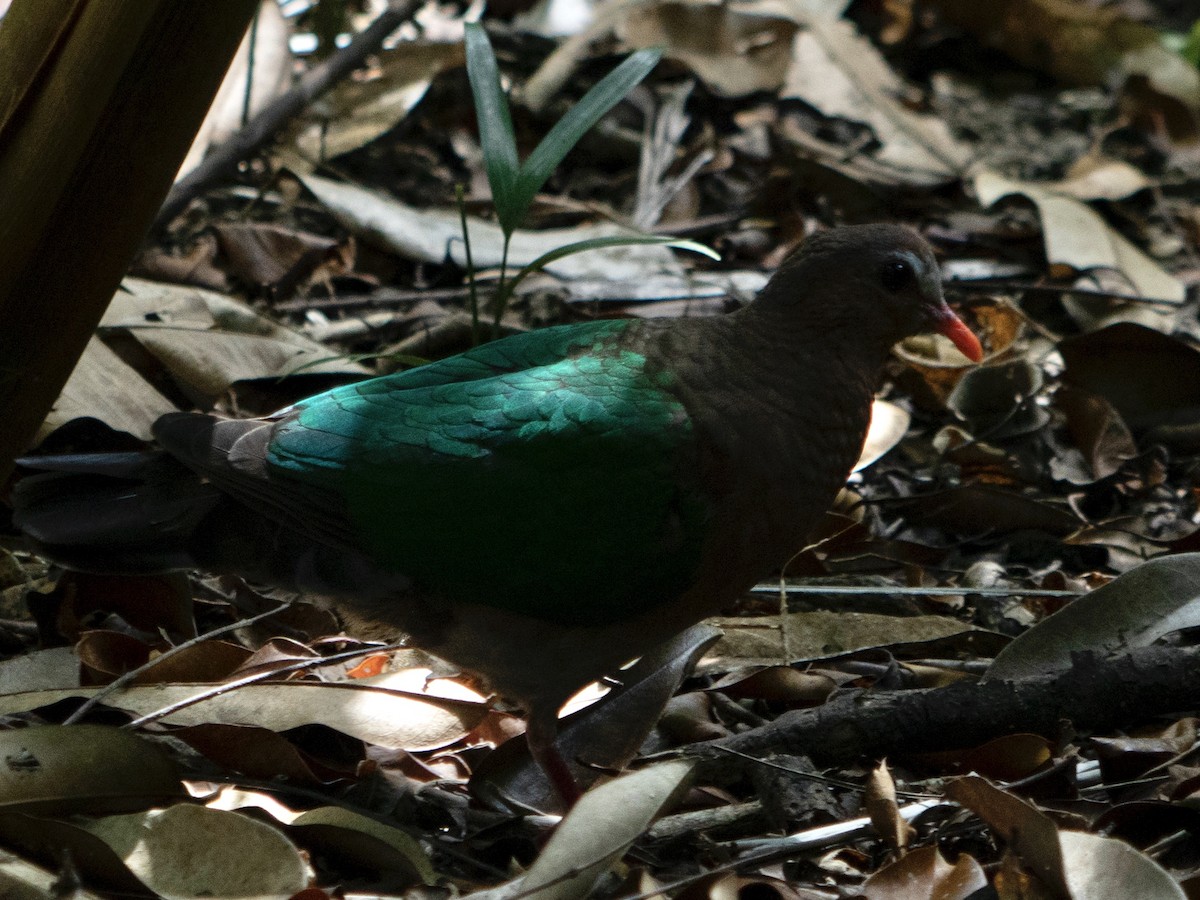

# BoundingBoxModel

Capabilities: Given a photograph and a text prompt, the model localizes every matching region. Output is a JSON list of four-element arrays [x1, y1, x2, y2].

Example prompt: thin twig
[[154, 0, 418, 231], [947, 279, 1183, 307], [751, 583, 1079, 598], [64, 601, 293, 725], [273, 285, 474, 313], [123, 640, 408, 729]]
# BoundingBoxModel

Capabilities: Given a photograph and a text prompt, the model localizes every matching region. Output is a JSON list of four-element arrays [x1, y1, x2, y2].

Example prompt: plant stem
[[493, 233, 512, 340], [456, 183, 480, 345]]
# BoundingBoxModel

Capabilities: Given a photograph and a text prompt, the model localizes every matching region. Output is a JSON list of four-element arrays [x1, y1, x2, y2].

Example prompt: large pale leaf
[[300, 173, 688, 282], [470, 760, 695, 900], [974, 169, 1184, 304], [290, 806, 436, 886], [103, 278, 370, 400], [475, 625, 720, 811], [293, 41, 463, 162], [948, 776, 1184, 899], [855, 399, 911, 472], [706, 609, 972, 668], [43, 336, 176, 440], [987, 553, 1200, 681], [0, 725, 181, 814], [616, 0, 799, 97], [783, 16, 969, 184], [0, 682, 485, 750], [79, 804, 308, 900], [46, 278, 370, 440]]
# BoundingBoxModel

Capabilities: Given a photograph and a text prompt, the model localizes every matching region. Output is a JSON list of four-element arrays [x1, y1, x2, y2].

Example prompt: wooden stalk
[[0, 0, 259, 481]]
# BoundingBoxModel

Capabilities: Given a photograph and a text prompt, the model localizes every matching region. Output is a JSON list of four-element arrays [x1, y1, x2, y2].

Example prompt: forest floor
[[3, 0, 1200, 897]]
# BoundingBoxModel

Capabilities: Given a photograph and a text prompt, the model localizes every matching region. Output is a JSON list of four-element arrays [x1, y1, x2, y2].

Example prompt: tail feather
[[13, 452, 161, 477], [12, 452, 221, 573], [12, 445, 401, 602]]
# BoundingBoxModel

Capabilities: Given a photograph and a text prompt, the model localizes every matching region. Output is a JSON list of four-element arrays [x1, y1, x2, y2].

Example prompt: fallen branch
[[686, 644, 1200, 780]]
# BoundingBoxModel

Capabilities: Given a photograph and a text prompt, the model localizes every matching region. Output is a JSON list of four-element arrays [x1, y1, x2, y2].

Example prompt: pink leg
[[526, 707, 582, 808]]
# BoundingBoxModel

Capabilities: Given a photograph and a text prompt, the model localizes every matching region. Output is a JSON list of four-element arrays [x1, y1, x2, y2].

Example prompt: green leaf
[[1184, 21, 1200, 68], [511, 48, 662, 227], [464, 23, 520, 233], [502, 234, 718, 299]]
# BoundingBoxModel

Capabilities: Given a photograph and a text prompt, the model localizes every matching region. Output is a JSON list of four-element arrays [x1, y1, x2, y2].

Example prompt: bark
[[687, 645, 1200, 780]]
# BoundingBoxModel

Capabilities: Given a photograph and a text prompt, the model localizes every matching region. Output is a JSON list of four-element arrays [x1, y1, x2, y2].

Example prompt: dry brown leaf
[[916, 733, 1055, 783], [783, 17, 969, 184], [948, 776, 1185, 899], [616, 0, 798, 97], [289, 806, 436, 886], [865, 760, 912, 855], [103, 278, 370, 402], [855, 400, 911, 472], [44, 336, 177, 441], [986, 552, 1200, 681], [292, 40, 465, 162], [859, 844, 988, 899], [474, 760, 694, 900], [299, 173, 687, 282]]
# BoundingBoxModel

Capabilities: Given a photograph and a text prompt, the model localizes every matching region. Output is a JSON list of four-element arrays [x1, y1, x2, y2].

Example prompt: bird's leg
[[526, 706, 582, 808]]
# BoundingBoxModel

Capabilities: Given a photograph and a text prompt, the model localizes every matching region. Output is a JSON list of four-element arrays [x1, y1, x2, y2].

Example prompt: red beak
[[932, 305, 983, 362]]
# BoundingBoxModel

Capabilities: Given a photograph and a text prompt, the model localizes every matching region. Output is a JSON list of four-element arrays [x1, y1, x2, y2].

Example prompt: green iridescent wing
[[264, 321, 709, 625]]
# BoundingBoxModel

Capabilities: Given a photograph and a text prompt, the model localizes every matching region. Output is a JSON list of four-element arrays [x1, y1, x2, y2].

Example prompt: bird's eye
[[880, 259, 915, 292]]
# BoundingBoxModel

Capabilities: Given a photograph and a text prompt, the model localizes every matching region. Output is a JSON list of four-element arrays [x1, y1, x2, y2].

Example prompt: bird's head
[[759, 224, 984, 363]]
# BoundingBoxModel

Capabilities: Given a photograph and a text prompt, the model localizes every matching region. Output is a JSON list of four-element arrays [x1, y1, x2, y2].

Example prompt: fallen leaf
[[474, 624, 720, 811], [471, 760, 695, 900], [0, 725, 181, 815], [974, 169, 1185, 304], [289, 806, 437, 886], [0, 682, 486, 751], [865, 760, 912, 855], [783, 17, 969, 184], [102, 278, 370, 403], [947, 359, 1049, 440], [616, 0, 798, 97], [292, 40, 465, 161], [299, 173, 689, 282], [79, 804, 309, 900], [859, 844, 988, 899], [1060, 323, 1200, 446], [986, 553, 1200, 680], [44, 336, 176, 440], [855, 400, 911, 472], [705, 609, 973, 667]]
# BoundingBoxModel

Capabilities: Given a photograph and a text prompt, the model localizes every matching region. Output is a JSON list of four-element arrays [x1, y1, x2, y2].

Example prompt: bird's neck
[[639, 308, 881, 602]]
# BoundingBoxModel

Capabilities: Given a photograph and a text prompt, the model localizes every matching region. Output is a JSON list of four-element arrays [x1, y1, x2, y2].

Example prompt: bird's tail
[[11, 451, 222, 574]]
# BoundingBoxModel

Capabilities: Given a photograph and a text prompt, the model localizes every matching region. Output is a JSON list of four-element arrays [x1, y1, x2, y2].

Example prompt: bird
[[12, 224, 982, 806]]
